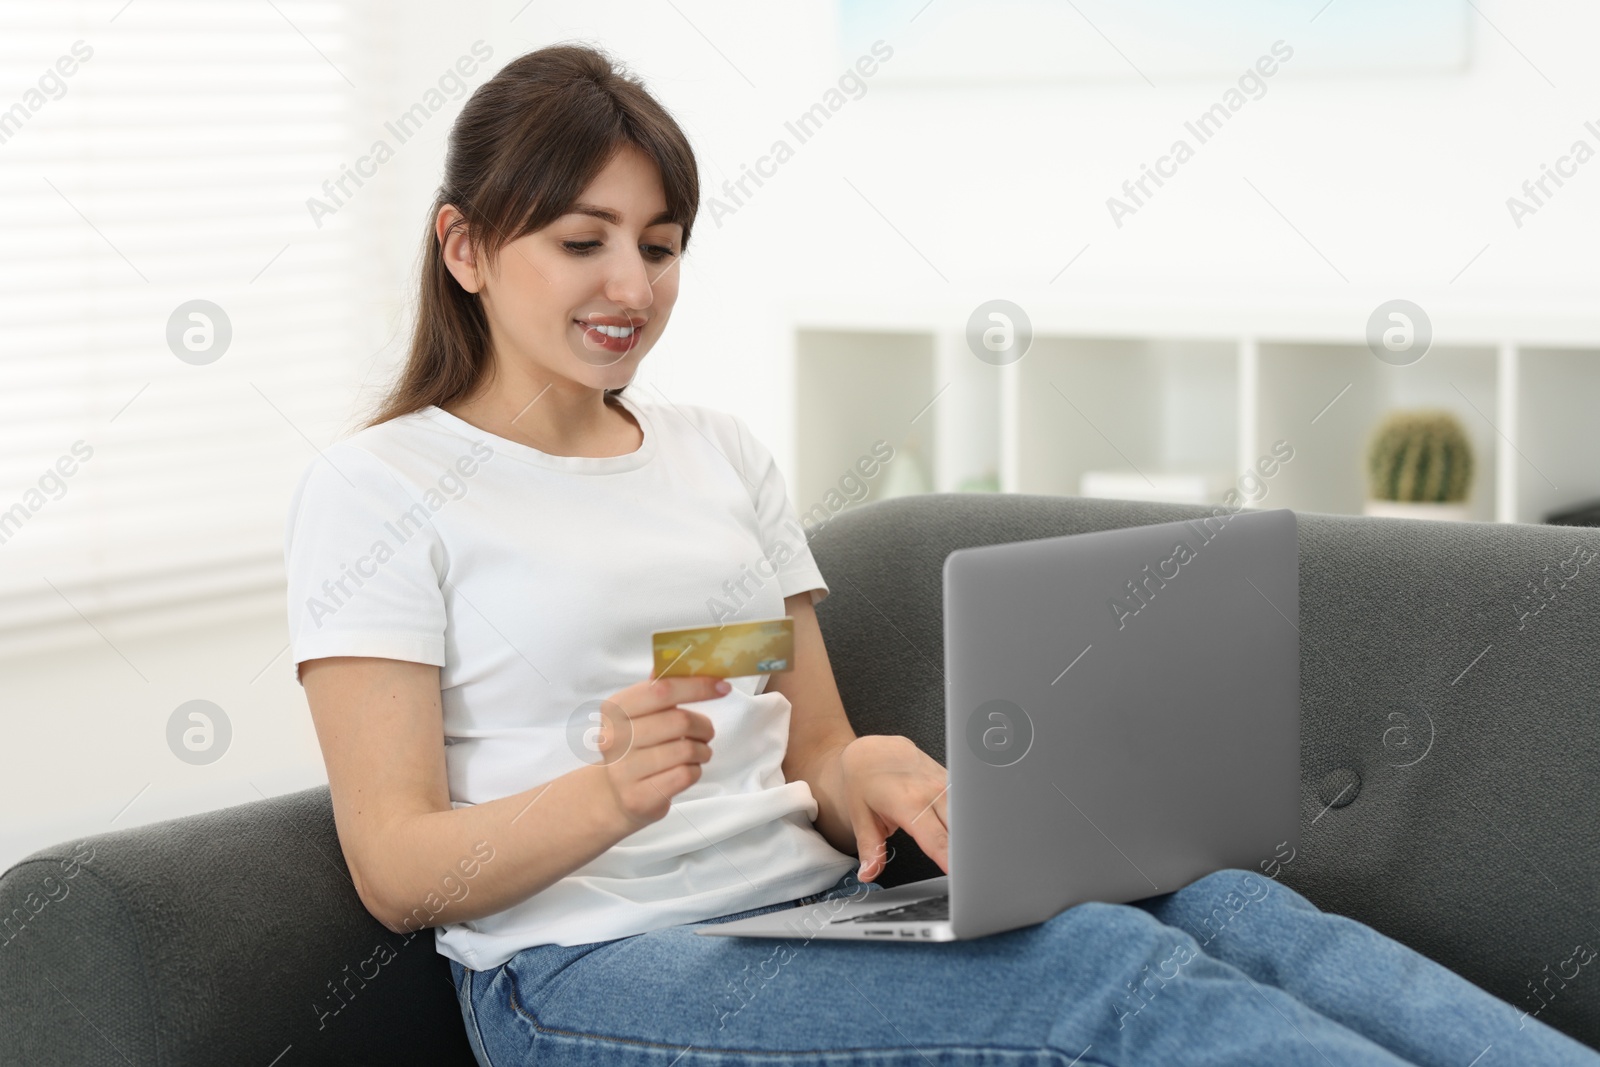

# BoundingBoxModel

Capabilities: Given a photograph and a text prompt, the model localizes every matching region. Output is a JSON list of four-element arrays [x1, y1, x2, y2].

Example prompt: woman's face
[[446, 144, 683, 393]]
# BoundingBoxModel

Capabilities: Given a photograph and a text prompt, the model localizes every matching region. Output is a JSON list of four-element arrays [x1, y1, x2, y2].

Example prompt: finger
[[624, 676, 729, 718], [638, 759, 702, 799], [906, 809, 950, 875], [591, 702, 711, 763], [856, 839, 884, 882], [629, 708, 715, 750], [851, 807, 892, 882], [626, 736, 712, 779], [861, 842, 894, 882], [907, 782, 949, 830], [680, 709, 716, 741], [891, 783, 951, 875]]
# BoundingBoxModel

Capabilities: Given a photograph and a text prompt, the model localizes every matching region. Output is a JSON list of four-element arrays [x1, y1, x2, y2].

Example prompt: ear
[[436, 204, 483, 294]]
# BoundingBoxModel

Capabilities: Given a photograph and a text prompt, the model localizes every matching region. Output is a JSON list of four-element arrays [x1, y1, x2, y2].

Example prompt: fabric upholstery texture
[[3, 494, 1596, 1065]]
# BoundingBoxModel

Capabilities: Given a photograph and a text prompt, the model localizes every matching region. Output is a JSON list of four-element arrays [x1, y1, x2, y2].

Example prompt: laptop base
[[694, 876, 958, 942]]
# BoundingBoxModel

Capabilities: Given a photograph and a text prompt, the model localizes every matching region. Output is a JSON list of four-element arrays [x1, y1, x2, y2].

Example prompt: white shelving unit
[[786, 292, 1600, 526]]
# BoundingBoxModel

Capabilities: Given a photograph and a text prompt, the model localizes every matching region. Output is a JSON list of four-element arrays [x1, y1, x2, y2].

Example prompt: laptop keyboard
[[837, 893, 949, 924]]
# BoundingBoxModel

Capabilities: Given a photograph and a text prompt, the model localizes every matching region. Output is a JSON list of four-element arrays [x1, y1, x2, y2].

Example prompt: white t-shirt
[[283, 391, 857, 968]]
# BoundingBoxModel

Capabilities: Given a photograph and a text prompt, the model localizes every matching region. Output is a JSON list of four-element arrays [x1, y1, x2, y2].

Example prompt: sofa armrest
[[0, 786, 475, 1067]]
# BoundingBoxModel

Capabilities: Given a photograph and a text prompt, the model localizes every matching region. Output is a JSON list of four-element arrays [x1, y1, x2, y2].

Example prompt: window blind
[[0, 1, 373, 657]]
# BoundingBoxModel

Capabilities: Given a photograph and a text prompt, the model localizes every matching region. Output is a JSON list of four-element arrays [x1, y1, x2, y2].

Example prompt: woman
[[285, 42, 1597, 1067]]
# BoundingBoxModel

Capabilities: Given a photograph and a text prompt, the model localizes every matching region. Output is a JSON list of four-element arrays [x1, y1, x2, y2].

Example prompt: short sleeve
[[729, 413, 829, 607], [283, 444, 449, 678]]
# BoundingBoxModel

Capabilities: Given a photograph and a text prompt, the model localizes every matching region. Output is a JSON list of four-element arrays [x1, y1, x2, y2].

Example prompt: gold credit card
[[650, 616, 795, 678]]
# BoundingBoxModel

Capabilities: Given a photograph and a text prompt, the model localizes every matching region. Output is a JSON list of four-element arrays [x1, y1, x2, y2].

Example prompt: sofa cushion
[[4, 492, 1596, 1062], [807, 494, 1600, 1049]]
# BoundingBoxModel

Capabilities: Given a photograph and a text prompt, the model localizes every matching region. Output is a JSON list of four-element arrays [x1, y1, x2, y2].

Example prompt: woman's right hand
[[592, 675, 726, 831]]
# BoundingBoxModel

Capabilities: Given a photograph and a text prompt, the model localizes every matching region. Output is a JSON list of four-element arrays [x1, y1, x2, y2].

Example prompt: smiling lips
[[574, 316, 645, 354]]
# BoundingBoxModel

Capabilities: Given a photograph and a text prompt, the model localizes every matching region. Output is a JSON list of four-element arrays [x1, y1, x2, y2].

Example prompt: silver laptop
[[697, 507, 1299, 943]]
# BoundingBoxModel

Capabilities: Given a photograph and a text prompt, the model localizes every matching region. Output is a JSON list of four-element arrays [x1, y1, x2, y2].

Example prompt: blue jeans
[[448, 867, 1597, 1066]]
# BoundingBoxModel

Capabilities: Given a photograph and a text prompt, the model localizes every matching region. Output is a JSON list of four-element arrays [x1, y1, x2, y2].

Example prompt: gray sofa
[[4, 494, 1598, 1065]]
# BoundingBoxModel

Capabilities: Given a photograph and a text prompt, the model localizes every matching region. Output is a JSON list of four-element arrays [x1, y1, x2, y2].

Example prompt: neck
[[446, 351, 636, 457]]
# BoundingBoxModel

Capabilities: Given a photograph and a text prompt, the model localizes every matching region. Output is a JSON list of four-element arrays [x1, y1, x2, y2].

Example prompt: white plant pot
[[1363, 499, 1471, 522]]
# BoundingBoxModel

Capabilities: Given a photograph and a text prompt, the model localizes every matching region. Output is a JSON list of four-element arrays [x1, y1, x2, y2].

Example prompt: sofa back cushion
[[808, 493, 1600, 1049]]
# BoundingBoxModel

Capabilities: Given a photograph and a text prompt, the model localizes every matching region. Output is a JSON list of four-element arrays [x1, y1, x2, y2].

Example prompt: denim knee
[[1047, 898, 1181, 966], [1185, 866, 1315, 913]]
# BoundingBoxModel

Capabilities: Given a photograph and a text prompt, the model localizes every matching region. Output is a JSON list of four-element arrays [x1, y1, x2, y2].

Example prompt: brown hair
[[367, 43, 700, 427]]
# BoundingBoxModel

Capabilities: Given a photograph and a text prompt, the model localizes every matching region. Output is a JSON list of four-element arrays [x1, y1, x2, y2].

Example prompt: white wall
[[350, 0, 1600, 486], [6, 0, 1597, 868]]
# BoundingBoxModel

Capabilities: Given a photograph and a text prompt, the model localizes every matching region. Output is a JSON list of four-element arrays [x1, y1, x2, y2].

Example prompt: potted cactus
[[1363, 409, 1473, 521]]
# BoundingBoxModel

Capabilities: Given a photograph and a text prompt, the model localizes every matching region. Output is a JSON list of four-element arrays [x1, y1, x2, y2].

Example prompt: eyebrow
[[567, 203, 679, 228]]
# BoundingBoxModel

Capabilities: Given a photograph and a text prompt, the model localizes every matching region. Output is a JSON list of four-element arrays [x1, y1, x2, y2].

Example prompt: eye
[[561, 239, 678, 261]]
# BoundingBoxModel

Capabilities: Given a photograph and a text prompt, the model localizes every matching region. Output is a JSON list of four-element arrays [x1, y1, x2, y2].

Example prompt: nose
[[603, 245, 657, 313]]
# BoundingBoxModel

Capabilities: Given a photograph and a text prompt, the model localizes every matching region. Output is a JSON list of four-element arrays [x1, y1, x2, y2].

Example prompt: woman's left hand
[[836, 734, 949, 882]]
